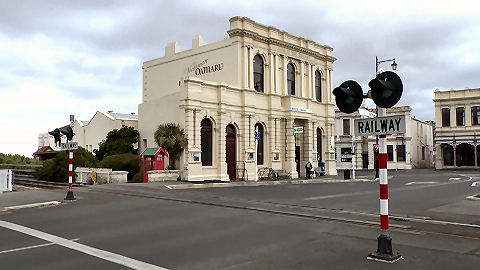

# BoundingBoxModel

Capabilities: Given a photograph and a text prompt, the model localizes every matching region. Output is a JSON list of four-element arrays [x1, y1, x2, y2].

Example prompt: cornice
[[228, 28, 336, 63]]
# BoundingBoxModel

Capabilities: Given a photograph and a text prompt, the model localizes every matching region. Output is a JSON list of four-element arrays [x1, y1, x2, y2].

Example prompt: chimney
[[165, 42, 179, 56], [192, 35, 204, 49]]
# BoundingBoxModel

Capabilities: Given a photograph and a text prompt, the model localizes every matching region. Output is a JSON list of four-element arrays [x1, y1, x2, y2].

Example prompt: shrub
[[98, 153, 140, 181], [35, 147, 97, 182]]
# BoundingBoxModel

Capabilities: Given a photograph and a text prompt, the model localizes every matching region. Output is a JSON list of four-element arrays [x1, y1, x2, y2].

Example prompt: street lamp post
[[375, 57, 397, 179]]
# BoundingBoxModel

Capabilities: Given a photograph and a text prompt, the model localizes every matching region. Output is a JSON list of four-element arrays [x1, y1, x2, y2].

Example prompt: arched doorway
[[456, 143, 474, 166], [226, 124, 236, 180], [316, 127, 322, 163], [255, 123, 264, 165]]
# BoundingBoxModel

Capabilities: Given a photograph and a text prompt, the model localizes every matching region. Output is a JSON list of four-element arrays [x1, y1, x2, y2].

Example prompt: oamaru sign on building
[[354, 115, 406, 136], [184, 59, 224, 77]]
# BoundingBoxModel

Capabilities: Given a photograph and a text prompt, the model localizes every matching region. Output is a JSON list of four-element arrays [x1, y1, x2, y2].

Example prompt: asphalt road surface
[[0, 169, 479, 269]]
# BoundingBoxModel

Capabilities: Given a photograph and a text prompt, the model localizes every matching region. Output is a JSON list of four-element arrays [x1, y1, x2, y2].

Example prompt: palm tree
[[154, 123, 187, 169]]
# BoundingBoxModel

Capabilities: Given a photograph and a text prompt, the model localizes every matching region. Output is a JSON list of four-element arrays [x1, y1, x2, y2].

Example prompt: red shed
[[140, 147, 168, 183]]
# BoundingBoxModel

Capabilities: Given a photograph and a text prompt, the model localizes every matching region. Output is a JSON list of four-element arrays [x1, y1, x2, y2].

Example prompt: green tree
[[98, 153, 140, 181], [154, 123, 187, 169], [35, 147, 97, 182], [94, 126, 139, 161]]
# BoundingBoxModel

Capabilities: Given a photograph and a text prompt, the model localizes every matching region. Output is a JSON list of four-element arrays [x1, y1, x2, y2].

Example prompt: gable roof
[[140, 147, 168, 157], [34, 146, 55, 154], [105, 112, 138, 121]]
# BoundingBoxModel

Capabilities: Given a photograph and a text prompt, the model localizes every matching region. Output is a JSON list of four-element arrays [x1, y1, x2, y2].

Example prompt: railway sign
[[354, 115, 406, 137], [61, 142, 78, 150]]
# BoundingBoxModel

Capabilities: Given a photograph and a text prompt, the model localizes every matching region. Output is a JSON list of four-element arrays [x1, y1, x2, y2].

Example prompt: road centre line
[[0, 238, 80, 254], [0, 221, 168, 270]]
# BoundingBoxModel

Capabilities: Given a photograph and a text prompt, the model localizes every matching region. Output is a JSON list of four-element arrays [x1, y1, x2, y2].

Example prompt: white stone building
[[138, 17, 337, 181], [335, 106, 434, 171], [434, 88, 480, 169]]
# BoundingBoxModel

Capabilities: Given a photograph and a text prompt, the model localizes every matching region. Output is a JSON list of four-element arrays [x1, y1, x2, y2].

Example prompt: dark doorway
[[226, 125, 236, 180], [317, 128, 322, 162], [295, 145, 300, 177], [362, 152, 368, 169], [456, 143, 474, 166]]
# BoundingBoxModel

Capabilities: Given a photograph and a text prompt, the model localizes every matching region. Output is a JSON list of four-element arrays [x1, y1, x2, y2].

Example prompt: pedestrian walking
[[305, 161, 312, 179]]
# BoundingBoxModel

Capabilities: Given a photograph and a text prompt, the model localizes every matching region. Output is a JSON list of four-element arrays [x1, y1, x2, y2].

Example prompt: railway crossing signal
[[333, 70, 403, 262]]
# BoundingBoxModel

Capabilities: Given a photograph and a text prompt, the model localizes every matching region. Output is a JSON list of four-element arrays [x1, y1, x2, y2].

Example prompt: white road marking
[[0, 238, 80, 254], [449, 177, 461, 181], [405, 181, 438, 185], [0, 221, 168, 270], [3, 201, 61, 211], [471, 182, 480, 187]]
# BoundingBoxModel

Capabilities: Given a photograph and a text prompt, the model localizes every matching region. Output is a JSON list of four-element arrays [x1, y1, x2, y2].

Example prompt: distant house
[[37, 111, 138, 153], [33, 146, 56, 161]]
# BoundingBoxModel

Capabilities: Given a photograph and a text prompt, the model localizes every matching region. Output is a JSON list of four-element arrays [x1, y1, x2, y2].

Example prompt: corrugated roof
[[141, 147, 159, 156], [106, 112, 138, 120]]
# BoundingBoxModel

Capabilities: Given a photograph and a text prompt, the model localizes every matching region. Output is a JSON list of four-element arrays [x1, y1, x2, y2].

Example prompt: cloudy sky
[[1, 0, 479, 156]]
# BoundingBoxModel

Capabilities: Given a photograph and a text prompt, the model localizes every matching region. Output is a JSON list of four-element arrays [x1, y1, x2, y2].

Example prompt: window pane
[[387, 145, 394, 161], [397, 145, 406, 161], [472, 106, 480, 125], [442, 108, 450, 127], [253, 55, 264, 92], [343, 119, 350, 135], [456, 107, 464, 126], [315, 70, 321, 102], [287, 63, 295, 95]]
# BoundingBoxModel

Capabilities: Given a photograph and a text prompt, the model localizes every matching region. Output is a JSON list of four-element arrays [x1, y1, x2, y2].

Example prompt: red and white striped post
[[368, 107, 401, 262], [65, 149, 76, 200]]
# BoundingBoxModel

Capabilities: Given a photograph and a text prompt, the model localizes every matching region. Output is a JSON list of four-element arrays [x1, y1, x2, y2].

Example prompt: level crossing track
[[9, 178, 480, 242]]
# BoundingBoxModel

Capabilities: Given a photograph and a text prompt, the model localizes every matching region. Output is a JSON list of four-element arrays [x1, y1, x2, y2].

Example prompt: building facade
[[335, 106, 434, 171], [434, 88, 480, 169], [38, 111, 138, 153], [138, 17, 337, 181]]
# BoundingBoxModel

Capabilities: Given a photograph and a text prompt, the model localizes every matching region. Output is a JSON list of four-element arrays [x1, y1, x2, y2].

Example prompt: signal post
[[333, 70, 403, 262]]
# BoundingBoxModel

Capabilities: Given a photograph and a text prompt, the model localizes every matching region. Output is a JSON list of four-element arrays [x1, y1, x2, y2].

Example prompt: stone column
[[299, 61, 304, 97], [243, 45, 249, 89], [217, 113, 229, 181], [270, 53, 275, 94], [283, 55, 288, 96], [285, 118, 297, 178], [307, 63, 312, 100], [248, 46, 254, 89]]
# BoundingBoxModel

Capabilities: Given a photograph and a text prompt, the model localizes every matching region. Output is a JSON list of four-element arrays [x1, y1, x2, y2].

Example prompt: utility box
[[140, 147, 168, 183], [0, 169, 13, 192]]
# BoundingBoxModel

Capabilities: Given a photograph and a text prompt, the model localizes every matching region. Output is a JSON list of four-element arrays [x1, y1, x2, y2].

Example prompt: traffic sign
[[293, 126, 304, 134], [61, 142, 78, 150], [354, 115, 405, 136]]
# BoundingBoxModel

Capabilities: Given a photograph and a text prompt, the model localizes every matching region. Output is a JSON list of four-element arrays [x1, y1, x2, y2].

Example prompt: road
[[0, 169, 479, 269]]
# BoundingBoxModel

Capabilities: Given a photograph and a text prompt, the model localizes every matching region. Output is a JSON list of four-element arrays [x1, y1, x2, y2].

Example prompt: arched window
[[201, 118, 213, 166], [255, 123, 264, 165], [317, 127, 322, 162], [315, 70, 322, 102], [287, 63, 295, 95], [253, 55, 264, 93]]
